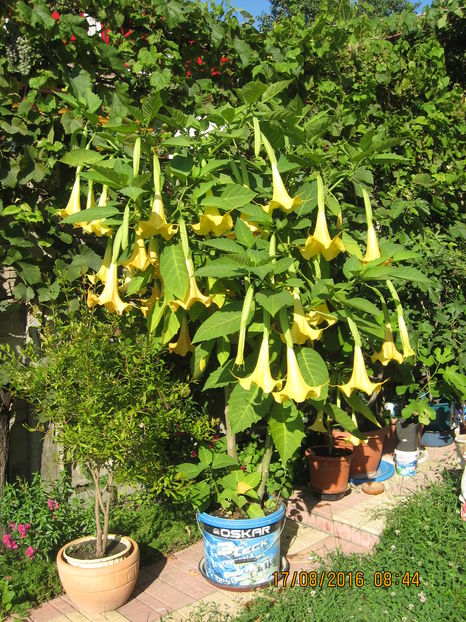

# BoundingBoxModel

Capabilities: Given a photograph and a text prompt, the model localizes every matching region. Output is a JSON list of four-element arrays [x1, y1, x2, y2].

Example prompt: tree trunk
[[0, 389, 12, 497]]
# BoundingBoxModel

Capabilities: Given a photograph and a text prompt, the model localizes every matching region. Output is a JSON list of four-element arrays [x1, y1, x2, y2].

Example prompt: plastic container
[[394, 448, 419, 477], [197, 503, 285, 589]]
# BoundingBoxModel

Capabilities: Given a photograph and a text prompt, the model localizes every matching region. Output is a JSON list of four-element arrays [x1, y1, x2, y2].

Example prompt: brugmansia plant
[[57, 102, 426, 518]]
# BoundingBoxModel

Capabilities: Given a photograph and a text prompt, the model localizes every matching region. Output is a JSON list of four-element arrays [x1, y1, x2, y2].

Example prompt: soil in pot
[[306, 446, 353, 495], [65, 538, 127, 560]]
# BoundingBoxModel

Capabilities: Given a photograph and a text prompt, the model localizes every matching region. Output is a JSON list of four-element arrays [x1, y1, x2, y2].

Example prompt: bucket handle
[[197, 513, 287, 564]]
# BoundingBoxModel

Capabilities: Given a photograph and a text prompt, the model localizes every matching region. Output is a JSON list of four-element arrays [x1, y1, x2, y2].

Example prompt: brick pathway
[[15, 444, 458, 622]]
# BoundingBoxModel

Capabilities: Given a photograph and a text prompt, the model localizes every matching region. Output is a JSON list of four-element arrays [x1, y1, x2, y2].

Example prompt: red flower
[[191, 449, 198, 458], [101, 27, 110, 44], [51, 10, 60, 21], [70, 34, 76, 42], [186, 70, 191, 77], [211, 67, 221, 76], [184, 59, 191, 67], [220, 56, 229, 64], [240, 465, 246, 472], [188, 39, 195, 45], [196, 56, 203, 66]]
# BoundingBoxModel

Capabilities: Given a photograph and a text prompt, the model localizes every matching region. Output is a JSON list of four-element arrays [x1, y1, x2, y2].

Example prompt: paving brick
[[47, 597, 77, 616], [138, 585, 194, 610], [117, 600, 162, 622], [29, 603, 63, 621]]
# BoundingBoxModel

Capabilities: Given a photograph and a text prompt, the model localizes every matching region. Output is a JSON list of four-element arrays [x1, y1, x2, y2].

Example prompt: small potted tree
[[0, 304, 206, 613]]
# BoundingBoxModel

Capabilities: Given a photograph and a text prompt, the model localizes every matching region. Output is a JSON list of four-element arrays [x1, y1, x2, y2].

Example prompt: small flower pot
[[333, 427, 386, 479], [56, 535, 139, 615], [305, 446, 353, 495]]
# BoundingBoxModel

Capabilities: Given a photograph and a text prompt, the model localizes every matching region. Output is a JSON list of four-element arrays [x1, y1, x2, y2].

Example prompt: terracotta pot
[[56, 535, 139, 615], [383, 419, 397, 454], [305, 446, 353, 494], [333, 427, 386, 479]]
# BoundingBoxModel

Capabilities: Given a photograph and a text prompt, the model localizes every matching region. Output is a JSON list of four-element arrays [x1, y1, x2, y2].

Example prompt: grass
[[186, 472, 466, 622]]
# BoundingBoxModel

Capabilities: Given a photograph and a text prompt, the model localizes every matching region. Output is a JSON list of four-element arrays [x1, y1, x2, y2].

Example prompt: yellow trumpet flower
[[371, 324, 404, 366], [88, 239, 112, 285], [192, 206, 233, 236], [267, 163, 302, 214], [121, 234, 151, 274], [60, 175, 81, 218], [308, 411, 327, 434], [307, 302, 337, 328], [139, 281, 162, 318], [78, 184, 112, 237], [238, 331, 280, 395], [169, 317, 195, 357], [397, 314, 415, 358], [273, 346, 323, 404], [87, 260, 130, 315], [363, 224, 381, 264], [338, 346, 386, 398], [301, 206, 345, 262], [289, 292, 325, 344], [240, 214, 262, 235], [169, 259, 213, 312], [137, 194, 178, 241]]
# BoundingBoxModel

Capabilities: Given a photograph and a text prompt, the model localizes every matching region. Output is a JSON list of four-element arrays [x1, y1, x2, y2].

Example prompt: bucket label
[[203, 523, 280, 539]]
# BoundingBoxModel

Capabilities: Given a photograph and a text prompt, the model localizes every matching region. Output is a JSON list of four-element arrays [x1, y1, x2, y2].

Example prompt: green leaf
[[227, 385, 270, 435], [198, 446, 213, 467], [18, 262, 41, 285], [234, 218, 255, 248], [200, 238, 244, 254], [159, 244, 189, 299], [296, 348, 329, 391], [161, 309, 180, 345], [269, 401, 305, 464], [247, 504, 265, 518], [121, 187, 145, 201], [60, 149, 104, 167], [177, 463, 201, 479], [344, 393, 380, 428], [256, 290, 293, 317], [202, 184, 256, 211], [142, 92, 162, 125], [195, 257, 247, 279], [261, 80, 293, 103], [203, 360, 234, 391], [147, 302, 165, 334], [193, 305, 243, 343], [387, 266, 431, 286], [326, 403, 366, 440], [161, 135, 192, 147], [61, 206, 119, 225], [212, 454, 238, 469]]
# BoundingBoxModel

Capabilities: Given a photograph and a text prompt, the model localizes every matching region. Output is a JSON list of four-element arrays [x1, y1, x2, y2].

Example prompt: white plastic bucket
[[394, 449, 419, 477]]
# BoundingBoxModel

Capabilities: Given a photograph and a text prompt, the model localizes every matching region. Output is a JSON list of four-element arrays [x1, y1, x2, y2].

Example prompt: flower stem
[[279, 308, 294, 349], [257, 432, 273, 501], [347, 316, 362, 347]]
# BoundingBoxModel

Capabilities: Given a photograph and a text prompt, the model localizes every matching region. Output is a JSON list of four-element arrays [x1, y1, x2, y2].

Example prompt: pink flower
[[25, 546, 35, 559], [12, 541, 18, 550], [47, 499, 55, 510], [240, 465, 246, 472], [54, 501, 60, 510], [17, 524, 27, 538], [9, 522, 15, 530], [191, 450, 198, 458], [25, 523, 31, 529], [3, 533, 12, 549]]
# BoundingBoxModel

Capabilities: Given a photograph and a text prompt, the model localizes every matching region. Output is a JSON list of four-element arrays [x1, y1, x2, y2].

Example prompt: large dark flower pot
[[305, 446, 353, 494], [395, 418, 420, 452]]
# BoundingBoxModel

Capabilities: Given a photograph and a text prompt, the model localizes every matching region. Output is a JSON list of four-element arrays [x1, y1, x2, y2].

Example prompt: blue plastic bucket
[[197, 503, 285, 588]]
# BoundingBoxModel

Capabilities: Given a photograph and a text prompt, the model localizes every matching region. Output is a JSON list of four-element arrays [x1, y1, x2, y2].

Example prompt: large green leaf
[[159, 244, 189, 299], [61, 206, 119, 225], [203, 360, 234, 391], [60, 149, 105, 167], [227, 384, 270, 435], [344, 393, 380, 428], [261, 80, 293, 103], [326, 404, 366, 440], [269, 401, 305, 464], [202, 184, 256, 211], [296, 348, 329, 388], [256, 290, 293, 317], [193, 304, 243, 343], [195, 257, 248, 279]]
